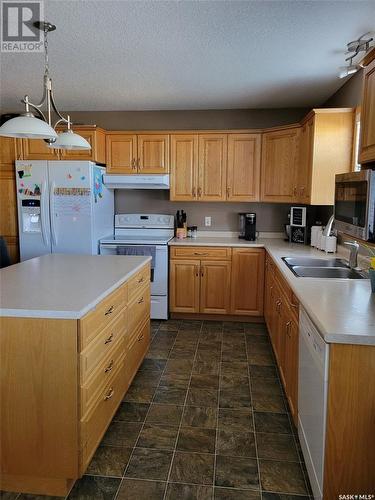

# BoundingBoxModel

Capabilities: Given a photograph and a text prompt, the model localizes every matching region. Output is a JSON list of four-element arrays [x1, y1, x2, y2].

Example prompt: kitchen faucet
[[344, 240, 360, 269]]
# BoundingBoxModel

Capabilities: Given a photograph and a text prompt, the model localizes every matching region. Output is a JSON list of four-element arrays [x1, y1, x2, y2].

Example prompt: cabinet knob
[[105, 305, 114, 316], [138, 297, 144, 304], [137, 158, 141, 169], [104, 388, 114, 401], [105, 360, 114, 373], [198, 187, 202, 198], [104, 333, 114, 344], [192, 187, 196, 198], [227, 186, 231, 198]]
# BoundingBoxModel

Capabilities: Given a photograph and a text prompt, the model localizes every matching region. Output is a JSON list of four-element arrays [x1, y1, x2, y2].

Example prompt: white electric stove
[[99, 214, 174, 319]]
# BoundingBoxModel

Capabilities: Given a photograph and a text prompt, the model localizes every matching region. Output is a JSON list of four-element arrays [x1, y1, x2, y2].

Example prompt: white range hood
[[103, 174, 170, 190]]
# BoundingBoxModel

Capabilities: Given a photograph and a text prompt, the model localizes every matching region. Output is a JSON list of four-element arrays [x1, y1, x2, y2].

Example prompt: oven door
[[99, 243, 167, 296], [334, 170, 373, 241]]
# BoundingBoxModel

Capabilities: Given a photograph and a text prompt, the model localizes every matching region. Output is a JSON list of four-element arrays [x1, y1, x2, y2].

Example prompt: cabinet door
[[359, 58, 375, 164], [264, 258, 274, 330], [260, 127, 300, 202], [298, 119, 313, 203], [106, 134, 137, 173], [200, 260, 231, 314], [137, 134, 169, 173], [227, 134, 261, 201], [22, 138, 59, 160], [170, 134, 198, 201], [230, 248, 264, 316], [169, 260, 200, 313], [285, 317, 299, 425], [0, 137, 18, 166], [198, 134, 227, 201]]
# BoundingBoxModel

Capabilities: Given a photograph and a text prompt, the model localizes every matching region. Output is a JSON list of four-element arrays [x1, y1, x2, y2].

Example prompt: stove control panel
[[115, 213, 174, 228]]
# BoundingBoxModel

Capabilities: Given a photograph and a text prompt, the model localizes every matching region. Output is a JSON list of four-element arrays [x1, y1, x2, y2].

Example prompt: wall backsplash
[[114, 190, 333, 233]]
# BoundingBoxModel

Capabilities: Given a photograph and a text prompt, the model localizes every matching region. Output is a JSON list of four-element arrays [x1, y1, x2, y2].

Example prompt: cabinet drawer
[[80, 338, 125, 418], [123, 319, 150, 388], [128, 264, 151, 303], [80, 361, 126, 473], [170, 246, 231, 260], [80, 308, 127, 384], [128, 285, 150, 336], [80, 283, 128, 349]]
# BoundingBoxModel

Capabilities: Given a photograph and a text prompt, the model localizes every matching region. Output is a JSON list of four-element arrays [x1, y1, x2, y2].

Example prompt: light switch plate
[[205, 216, 212, 227]]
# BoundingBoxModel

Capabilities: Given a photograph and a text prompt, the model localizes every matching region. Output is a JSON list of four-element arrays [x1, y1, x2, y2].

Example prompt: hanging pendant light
[[0, 22, 91, 150], [49, 117, 91, 150]]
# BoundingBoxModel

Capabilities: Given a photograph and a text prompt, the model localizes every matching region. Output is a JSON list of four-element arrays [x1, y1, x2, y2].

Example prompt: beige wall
[[64, 108, 308, 130], [324, 69, 363, 107]]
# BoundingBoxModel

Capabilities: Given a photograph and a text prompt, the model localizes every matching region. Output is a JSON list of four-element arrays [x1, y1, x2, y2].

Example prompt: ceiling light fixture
[[0, 22, 91, 150], [338, 32, 374, 79]]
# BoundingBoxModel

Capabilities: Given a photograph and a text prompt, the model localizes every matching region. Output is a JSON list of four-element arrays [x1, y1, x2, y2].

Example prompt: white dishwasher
[[298, 308, 329, 500]]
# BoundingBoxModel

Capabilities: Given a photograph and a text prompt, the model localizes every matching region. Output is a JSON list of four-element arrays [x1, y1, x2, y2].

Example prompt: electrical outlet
[[205, 216, 212, 227]]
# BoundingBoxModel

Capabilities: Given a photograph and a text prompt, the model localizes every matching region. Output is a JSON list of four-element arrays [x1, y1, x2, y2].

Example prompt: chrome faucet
[[344, 240, 360, 269]]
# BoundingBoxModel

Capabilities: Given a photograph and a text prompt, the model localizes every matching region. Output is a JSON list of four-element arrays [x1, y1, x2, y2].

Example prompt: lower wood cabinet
[[230, 248, 264, 315], [0, 263, 151, 497], [169, 246, 264, 317], [264, 252, 299, 425], [200, 260, 231, 314]]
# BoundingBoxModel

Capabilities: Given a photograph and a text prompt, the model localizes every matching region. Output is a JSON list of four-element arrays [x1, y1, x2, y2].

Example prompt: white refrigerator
[[15, 160, 114, 261]]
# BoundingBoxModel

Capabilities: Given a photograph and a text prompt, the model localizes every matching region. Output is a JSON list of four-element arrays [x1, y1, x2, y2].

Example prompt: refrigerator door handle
[[41, 180, 50, 247], [50, 181, 58, 246]]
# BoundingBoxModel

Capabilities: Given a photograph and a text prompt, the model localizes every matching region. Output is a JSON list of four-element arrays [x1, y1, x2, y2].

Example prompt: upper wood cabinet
[[137, 134, 169, 173], [21, 127, 106, 163], [106, 134, 137, 173], [21, 138, 59, 160], [170, 134, 198, 201], [0, 137, 21, 165], [227, 134, 261, 202], [359, 57, 375, 164], [230, 248, 264, 316], [260, 126, 300, 203], [106, 133, 169, 174], [170, 133, 228, 201], [61, 127, 106, 163], [198, 134, 227, 201], [299, 109, 354, 205]]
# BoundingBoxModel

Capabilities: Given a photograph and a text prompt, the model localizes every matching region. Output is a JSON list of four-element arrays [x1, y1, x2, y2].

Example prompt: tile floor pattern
[[2, 320, 313, 500]]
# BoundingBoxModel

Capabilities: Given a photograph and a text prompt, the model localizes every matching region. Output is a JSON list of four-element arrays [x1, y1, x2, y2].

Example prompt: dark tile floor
[[2, 320, 312, 500]]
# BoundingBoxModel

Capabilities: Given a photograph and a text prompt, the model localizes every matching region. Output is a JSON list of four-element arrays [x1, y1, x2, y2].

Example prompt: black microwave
[[334, 170, 375, 242]]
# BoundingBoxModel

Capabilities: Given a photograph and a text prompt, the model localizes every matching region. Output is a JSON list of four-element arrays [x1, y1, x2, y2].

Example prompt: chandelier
[[0, 21, 91, 150]]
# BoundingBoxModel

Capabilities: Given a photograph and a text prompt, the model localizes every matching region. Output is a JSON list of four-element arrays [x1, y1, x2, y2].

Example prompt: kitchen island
[[0, 254, 151, 496]]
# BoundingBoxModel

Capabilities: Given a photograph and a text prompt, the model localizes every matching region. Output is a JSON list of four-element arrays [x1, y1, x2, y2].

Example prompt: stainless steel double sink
[[282, 257, 367, 279]]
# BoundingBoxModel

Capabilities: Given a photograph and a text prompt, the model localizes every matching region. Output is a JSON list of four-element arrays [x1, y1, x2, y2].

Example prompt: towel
[[116, 245, 156, 269]]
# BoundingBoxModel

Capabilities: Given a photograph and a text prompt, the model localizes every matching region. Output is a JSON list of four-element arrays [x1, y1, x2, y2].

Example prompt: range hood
[[103, 174, 170, 190]]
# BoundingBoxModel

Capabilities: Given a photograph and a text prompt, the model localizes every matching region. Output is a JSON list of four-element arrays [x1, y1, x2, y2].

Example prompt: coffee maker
[[239, 213, 257, 241]]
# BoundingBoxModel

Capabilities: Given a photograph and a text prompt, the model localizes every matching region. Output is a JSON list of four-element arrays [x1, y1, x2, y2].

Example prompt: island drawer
[[128, 264, 151, 302], [80, 339, 125, 417], [79, 282, 128, 349], [80, 308, 127, 384], [170, 246, 231, 260], [80, 361, 126, 473], [128, 285, 151, 336]]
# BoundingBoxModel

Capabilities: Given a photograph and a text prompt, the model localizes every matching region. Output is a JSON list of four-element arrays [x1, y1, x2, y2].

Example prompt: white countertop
[[0, 254, 151, 319], [169, 236, 375, 346]]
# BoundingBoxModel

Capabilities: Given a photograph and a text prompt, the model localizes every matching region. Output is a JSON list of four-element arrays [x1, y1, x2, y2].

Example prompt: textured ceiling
[[0, 0, 374, 112]]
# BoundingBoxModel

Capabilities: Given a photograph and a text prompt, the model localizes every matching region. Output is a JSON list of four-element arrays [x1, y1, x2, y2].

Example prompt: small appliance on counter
[[289, 206, 308, 244], [239, 212, 258, 241]]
